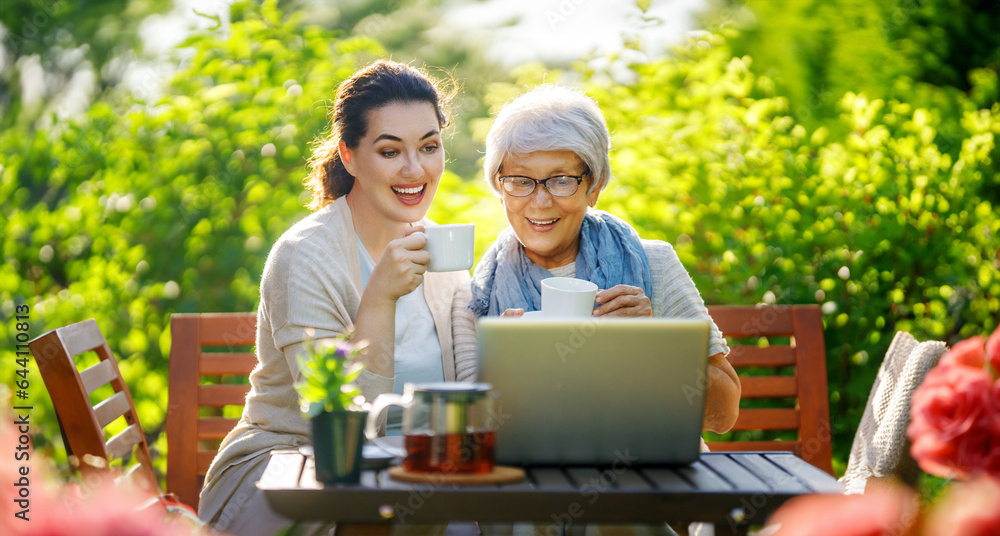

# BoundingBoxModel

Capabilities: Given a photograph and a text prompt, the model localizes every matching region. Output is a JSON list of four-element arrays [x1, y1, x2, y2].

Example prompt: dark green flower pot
[[310, 409, 366, 485]]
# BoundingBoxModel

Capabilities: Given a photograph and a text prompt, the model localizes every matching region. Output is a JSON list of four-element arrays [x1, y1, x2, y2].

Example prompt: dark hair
[[304, 60, 452, 210]]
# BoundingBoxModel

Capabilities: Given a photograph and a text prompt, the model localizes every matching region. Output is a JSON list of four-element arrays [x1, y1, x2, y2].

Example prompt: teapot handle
[[364, 393, 407, 458]]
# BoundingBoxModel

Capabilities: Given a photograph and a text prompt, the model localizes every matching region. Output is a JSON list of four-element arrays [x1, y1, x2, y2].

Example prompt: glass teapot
[[365, 382, 496, 474]]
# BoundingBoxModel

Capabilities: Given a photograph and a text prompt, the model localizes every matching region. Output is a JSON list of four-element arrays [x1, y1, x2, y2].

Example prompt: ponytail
[[304, 133, 354, 210]]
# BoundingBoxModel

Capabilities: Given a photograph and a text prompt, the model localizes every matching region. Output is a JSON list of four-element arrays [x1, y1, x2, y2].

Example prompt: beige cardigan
[[199, 197, 475, 524]]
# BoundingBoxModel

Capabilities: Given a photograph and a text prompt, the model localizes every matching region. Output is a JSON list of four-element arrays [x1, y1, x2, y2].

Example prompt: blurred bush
[[492, 33, 1000, 466], [1, 0, 382, 473]]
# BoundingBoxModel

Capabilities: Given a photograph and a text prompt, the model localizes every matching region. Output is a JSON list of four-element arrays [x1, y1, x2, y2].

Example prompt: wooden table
[[258, 450, 842, 535]]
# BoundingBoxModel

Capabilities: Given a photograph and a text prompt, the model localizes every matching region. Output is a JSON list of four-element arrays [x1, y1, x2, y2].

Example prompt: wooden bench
[[166, 305, 833, 509], [167, 313, 258, 510], [705, 304, 833, 475]]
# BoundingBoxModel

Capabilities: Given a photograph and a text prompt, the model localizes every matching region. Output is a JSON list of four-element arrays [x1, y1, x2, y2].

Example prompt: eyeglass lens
[[501, 176, 580, 197]]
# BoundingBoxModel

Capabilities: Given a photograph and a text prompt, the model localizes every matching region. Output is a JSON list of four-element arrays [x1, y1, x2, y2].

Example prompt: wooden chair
[[167, 312, 258, 510], [29, 319, 159, 493], [705, 305, 834, 475]]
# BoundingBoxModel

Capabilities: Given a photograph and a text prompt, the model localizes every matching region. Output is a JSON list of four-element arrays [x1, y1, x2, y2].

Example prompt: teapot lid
[[406, 382, 491, 399]]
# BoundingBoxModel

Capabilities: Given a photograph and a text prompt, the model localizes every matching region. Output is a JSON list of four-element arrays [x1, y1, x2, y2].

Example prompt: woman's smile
[[391, 182, 427, 205], [525, 217, 560, 230]]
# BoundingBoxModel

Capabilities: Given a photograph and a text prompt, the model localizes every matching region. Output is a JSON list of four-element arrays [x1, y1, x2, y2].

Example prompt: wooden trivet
[[387, 465, 525, 485]]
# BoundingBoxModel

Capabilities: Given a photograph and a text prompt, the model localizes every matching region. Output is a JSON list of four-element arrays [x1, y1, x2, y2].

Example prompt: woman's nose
[[528, 185, 553, 207], [400, 152, 420, 178]]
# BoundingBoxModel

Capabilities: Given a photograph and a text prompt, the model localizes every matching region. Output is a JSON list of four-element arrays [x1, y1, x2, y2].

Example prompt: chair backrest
[[29, 319, 159, 493], [167, 313, 258, 510], [704, 305, 834, 475], [840, 331, 947, 494]]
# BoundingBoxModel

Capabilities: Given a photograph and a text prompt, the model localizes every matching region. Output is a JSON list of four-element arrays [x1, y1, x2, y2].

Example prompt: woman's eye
[[380, 150, 399, 158], [422, 144, 439, 153]]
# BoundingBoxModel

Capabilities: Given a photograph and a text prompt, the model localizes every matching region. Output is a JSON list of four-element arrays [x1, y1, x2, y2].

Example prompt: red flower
[[923, 476, 1000, 536], [990, 381, 1000, 436], [938, 336, 986, 368], [987, 328, 1000, 375], [0, 402, 204, 536], [909, 327, 1000, 481], [767, 482, 918, 536]]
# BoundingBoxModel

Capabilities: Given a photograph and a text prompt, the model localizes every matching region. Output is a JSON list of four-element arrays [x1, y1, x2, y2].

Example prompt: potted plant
[[295, 331, 368, 485]]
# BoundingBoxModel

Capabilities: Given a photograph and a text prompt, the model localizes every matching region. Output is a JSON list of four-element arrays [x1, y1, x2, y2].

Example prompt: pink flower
[[923, 476, 1000, 536], [910, 363, 991, 440], [24, 482, 197, 536], [908, 360, 994, 479], [908, 325, 1000, 481], [0, 402, 204, 536], [982, 381, 1000, 477], [938, 336, 986, 368], [987, 328, 1000, 375], [990, 381, 1000, 436], [767, 482, 918, 536]]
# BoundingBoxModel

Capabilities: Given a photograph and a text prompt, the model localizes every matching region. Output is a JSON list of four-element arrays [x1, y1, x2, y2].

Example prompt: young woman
[[198, 60, 475, 536]]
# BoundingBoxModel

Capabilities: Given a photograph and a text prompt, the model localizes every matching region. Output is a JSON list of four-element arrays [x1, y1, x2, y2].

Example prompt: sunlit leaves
[[0, 0, 376, 469], [542, 32, 999, 464]]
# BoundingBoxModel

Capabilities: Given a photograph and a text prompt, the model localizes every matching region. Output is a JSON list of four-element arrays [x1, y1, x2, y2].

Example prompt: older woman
[[459, 85, 740, 434]]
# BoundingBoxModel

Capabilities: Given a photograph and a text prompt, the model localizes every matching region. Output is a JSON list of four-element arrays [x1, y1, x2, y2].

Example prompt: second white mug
[[541, 277, 598, 318]]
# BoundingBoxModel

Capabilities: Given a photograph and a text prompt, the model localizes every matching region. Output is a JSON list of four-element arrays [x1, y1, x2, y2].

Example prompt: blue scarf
[[469, 210, 653, 317]]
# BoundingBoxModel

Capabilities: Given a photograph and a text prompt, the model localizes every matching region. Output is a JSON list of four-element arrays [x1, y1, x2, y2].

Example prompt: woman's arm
[[351, 227, 430, 377], [451, 283, 479, 382], [644, 240, 741, 432], [703, 352, 741, 433]]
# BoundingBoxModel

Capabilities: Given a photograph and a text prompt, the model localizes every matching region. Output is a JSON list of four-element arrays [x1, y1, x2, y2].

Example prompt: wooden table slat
[[734, 454, 810, 494], [564, 467, 605, 492], [697, 454, 772, 492], [640, 467, 696, 492], [259, 451, 305, 489], [674, 459, 734, 492], [375, 467, 431, 490], [528, 467, 576, 490], [299, 456, 323, 490], [763, 453, 843, 493], [359, 470, 380, 488], [498, 472, 535, 491], [607, 467, 655, 490]]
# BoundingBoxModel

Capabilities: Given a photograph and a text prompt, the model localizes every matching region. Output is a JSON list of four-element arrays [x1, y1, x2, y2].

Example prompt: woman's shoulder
[[640, 238, 679, 268], [640, 238, 695, 296], [269, 201, 349, 258], [262, 200, 354, 281]]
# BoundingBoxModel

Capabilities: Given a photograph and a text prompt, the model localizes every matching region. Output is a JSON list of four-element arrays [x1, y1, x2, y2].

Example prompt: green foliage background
[[2, 0, 998, 482]]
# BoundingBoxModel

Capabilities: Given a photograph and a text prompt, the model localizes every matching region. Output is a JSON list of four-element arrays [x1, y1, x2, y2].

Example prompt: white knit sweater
[[450, 239, 730, 366]]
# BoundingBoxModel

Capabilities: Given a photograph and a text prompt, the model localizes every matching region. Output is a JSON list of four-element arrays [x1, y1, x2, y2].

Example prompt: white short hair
[[483, 85, 612, 196]]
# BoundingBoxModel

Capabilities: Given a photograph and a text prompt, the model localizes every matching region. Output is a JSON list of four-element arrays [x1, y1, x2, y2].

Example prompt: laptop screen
[[476, 317, 710, 465]]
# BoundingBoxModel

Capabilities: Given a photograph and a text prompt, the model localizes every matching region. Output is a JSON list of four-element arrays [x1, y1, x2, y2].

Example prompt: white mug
[[423, 223, 475, 272], [541, 277, 598, 318]]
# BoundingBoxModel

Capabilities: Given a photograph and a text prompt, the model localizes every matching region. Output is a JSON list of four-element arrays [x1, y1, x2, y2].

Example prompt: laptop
[[476, 317, 710, 466]]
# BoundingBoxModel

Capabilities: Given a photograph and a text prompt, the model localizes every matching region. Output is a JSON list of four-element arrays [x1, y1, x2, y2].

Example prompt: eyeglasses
[[498, 172, 587, 197]]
